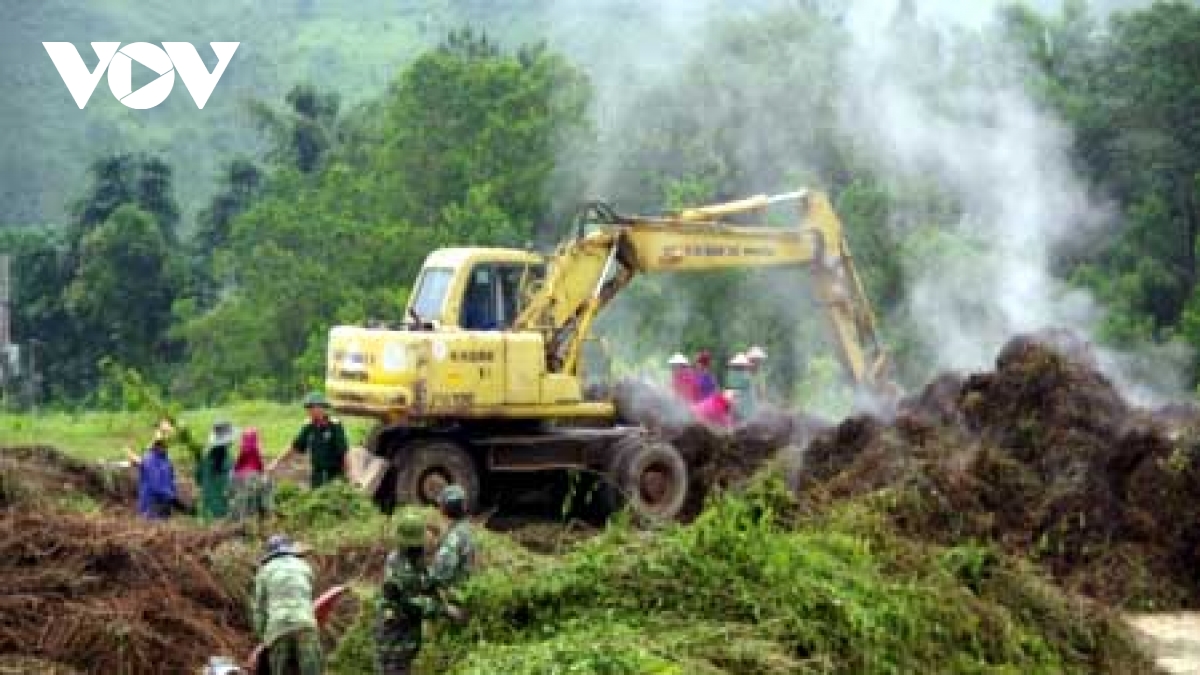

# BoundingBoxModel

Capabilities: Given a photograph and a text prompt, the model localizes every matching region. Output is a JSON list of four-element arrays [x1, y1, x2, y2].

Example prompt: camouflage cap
[[302, 391, 330, 409], [439, 484, 467, 506], [394, 511, 427, 548]]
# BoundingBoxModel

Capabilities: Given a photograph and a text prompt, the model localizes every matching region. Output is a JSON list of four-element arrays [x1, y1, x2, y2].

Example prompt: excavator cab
[[328, 247, 611, 422], [406, 249, 544, 331]]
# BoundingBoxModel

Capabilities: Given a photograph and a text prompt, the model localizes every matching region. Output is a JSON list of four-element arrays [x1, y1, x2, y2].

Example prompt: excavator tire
[[395, 439, 480, 512], [611, 437, 688, 522]]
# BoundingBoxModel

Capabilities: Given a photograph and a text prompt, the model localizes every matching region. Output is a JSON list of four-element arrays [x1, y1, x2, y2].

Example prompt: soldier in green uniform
[[428, 485, 476, 591], [253, 534, 322, 675], [269, 392, 349, 489], [376, 512, 463, 675]]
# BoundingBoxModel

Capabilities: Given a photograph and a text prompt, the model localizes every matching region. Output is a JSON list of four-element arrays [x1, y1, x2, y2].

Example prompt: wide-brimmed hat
[[209, 421, 235, 446], [729, 353, 751, 368], [668, 353, 689, 366], [260, 534, 310, 564]]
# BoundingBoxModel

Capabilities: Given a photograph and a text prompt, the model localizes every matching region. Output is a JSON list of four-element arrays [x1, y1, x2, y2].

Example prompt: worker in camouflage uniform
[[428, 485, 476, 591], [269, 392, 349, 489], [376, 512, 463, 674], [253, 534, 322, 675]]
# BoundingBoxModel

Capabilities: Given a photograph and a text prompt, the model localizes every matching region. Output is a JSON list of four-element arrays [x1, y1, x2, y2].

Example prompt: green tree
[[1001, 2, 1200, 373], [375, 28, 592, 231], [73, 154, 180, 243], [65, 205, 179, 384], [252, 84, 343, 175]]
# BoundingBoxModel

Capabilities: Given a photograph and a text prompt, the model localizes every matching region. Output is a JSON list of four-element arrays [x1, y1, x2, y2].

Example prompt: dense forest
[[2, 0, 1199, 410]]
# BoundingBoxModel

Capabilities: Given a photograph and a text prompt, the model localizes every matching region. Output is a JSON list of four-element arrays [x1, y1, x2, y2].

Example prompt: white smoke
[[837, 0, 1188, 402], [541, 0, 1185, 404]]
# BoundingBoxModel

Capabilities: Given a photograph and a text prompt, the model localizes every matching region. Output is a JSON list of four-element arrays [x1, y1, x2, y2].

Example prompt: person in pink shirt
[[231, 427, 272, 521], [692, 389, 733, 428]]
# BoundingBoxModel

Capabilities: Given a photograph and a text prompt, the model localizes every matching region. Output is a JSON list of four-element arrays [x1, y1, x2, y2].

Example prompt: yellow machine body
[[326, 189, 891, 428]]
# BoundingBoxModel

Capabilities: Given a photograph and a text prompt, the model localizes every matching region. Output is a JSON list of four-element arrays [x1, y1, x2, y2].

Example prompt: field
[[1, 334, 1197, 673], [0, 401, 373, 462]]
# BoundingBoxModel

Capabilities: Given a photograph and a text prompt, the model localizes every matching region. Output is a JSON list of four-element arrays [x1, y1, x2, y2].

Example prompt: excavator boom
[[514, 189, 890, 390]]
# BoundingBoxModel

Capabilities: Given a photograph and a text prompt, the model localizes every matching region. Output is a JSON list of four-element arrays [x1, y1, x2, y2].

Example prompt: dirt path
[[1126, 613, 1200, 674]]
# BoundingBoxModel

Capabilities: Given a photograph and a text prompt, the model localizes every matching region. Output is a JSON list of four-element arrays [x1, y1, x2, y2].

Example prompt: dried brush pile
[[0, 511, 254, 674]]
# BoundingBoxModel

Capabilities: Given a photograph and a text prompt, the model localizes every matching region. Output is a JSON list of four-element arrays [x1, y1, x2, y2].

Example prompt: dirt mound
[[0, 446, 136, 510], [0, 510, 254, 674], [800, 331, 1200, 606]]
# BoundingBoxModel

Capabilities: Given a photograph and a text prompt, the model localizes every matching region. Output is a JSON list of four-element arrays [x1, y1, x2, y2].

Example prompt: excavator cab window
[[462, 266, 499, 330], [410, 267, 454, 325], [461, 263, 544, 330]]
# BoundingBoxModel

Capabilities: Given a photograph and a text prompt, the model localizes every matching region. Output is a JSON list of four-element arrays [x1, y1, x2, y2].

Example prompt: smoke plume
[[543, 0, 1182, 404]]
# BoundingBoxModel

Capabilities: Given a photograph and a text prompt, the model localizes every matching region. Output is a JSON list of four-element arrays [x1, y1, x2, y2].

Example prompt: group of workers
[[251, 483, 474, 675], [124, 391, 349, 523], [125, 345, 770, 672], [668, 346, 768, 427], [128, 391, 469, 674]]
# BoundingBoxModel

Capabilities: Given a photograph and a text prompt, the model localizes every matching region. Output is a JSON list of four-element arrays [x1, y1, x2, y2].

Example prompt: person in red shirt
[[231, 427, 272, 521]]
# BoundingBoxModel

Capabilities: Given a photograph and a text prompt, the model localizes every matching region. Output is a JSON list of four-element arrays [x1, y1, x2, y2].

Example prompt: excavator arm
[[513, 189, 891, 392]]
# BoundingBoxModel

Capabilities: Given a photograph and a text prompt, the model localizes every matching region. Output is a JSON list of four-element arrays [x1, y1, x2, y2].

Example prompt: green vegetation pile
[[328, 477, 1155, 674], [0, 509, 254, 674], [800, 332, 1200, 607]]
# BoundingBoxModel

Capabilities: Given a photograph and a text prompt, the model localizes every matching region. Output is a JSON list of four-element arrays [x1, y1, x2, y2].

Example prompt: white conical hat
[[668, 353, 689, 366], [747, 345, 767, 361], [729, 353, 750, 367]]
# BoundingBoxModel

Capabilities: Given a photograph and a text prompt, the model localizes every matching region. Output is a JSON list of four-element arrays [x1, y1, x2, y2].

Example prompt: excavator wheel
[[610, 437, 688, 522], [394, 440, 480, 512]]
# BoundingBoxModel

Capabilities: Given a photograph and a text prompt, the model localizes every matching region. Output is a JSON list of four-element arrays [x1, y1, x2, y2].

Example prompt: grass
[[0, 400, 374, 462]]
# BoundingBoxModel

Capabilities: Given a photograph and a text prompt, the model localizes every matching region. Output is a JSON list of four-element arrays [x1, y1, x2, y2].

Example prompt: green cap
[[440, 484, 466, 506], [394, 511, 427, 548], [303, 391, 330, 409]]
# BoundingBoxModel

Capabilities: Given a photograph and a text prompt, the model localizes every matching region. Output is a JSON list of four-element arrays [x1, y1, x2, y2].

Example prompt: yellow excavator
[[325, 188, 890, 520]]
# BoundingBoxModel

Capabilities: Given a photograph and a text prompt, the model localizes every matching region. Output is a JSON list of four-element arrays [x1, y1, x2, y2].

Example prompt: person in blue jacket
[[126, 425, 178, 519]]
